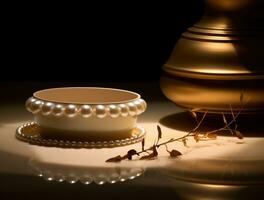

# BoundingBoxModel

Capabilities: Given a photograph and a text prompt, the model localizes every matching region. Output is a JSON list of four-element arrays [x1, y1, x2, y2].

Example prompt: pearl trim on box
[[16, 122, 146, 149], [25, 97, 147, 118]]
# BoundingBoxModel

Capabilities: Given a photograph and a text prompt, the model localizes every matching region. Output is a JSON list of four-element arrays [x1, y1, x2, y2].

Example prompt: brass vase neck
[[198, 0, 264, 30]]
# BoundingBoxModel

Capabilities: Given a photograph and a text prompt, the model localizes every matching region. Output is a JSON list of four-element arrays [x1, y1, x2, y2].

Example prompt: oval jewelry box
[[25, 87, 147, 141]]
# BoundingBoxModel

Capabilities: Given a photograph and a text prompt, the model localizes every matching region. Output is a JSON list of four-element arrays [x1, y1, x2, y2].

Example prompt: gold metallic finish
[[161, 0, 264, 113], [161, 74, 264, 114]]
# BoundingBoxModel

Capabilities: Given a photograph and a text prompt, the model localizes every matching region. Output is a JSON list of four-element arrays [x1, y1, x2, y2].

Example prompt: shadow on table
[[0, 150, 33, 174], [0, 105, 32, 125], [159, 112, 264, 137]]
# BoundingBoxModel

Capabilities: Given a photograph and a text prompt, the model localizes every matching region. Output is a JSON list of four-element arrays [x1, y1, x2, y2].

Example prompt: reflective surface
[[163, 177, 264, 200], [0, 83, 264, 199], [29, 159, 144, 185]]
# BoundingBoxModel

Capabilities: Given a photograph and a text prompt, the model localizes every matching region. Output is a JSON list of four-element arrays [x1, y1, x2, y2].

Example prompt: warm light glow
[[201, 183, 237, 190], [196, 68, 250, 74], [200, 42, 233, 53], [208, 0, 251, 11]]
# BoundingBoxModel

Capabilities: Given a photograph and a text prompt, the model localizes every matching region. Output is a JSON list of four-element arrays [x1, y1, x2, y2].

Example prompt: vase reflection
[[164, 176, 264, 200]]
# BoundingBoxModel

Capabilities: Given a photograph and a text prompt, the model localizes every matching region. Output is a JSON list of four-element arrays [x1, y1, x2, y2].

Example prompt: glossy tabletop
[[0, 82, 263, 200]]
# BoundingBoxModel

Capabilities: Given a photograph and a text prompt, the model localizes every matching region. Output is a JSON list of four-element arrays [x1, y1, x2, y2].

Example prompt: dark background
[[3, 1, 204, 82]]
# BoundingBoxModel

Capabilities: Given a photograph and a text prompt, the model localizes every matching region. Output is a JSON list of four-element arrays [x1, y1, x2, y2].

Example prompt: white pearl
[[119, 104, 129, 117], [95, 105, 106, 118], [41, 102, 54, 115], [52, 104, 64, 117], [65, 104, 78, 117], [31, 100, 42, 114], [108, 105, 120, 118], [127, 102, 137, 116], [134, 100, 144, 114], [138, 99, 147, 110], [25, 97, 36, 112], [80, 105, 93, 118]]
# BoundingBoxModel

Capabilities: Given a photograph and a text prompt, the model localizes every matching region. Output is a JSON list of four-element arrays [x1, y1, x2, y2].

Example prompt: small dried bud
[[169, 149, 182, 158], [127, 149, 138, 160], [157, 125, 162, 139]]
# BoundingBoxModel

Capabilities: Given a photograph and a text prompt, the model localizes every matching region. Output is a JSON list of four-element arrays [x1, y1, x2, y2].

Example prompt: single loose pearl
[[65, 104, 78, 117], [80, 105, 93, 118], [108, 105, 120, 118], [95, 105, 106, 118]]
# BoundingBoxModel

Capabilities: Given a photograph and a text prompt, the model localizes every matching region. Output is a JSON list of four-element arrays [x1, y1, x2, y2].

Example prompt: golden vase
[[161, 0, 264, 113]]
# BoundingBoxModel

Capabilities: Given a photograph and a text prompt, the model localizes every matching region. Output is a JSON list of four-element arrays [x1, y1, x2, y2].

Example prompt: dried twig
[[106, 112, 208, 162], [106, 96, 246, 162]]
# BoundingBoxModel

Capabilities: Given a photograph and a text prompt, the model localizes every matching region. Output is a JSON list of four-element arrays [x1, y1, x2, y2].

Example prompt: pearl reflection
[[29, 159, 144, 186]]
